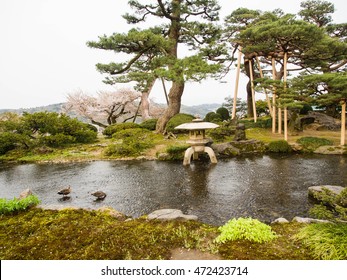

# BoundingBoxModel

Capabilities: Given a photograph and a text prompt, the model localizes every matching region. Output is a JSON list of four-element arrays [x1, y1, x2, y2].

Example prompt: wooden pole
[[161, 77, 169, 106], [283, 52, 288, 141], [341, 100, 346, 146], [256, 56, 273, 117], [278, 108, 282, 134], [248, 59, 257, 123], [232, 47, 242, 119], [272, 58, 277, 134]]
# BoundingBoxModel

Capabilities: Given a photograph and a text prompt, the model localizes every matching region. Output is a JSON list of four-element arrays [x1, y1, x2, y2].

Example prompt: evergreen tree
[[87, 0, 225, 133]]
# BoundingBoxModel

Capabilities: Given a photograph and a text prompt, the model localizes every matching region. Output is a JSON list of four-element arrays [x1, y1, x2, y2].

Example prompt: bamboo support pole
[[283, 52, 288, 141], [161, 77, 169, 106], [232, 47, 242, 119], [341, 100, 346, 146], [256, 56, 273, 117], [278, 108, 282, 134], [272, 58, 277, 134], [248, 60, 257, 123]]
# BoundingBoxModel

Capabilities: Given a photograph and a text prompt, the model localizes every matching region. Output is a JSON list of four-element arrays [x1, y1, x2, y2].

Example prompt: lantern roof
[[174, 118, 219, 130]]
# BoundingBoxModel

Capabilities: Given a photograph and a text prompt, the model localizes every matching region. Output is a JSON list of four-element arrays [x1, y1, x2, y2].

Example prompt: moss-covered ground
[[0, 208, 318, 260]]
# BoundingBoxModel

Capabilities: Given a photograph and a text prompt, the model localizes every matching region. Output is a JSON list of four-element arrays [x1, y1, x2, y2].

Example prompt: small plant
[[297, 137, 333, 152], [215, 217, 277, 244], [140, 119, 158, 131], [295, 223, 347, 260], [268, 140, 292, 153], [309, 204, 335, 220], [0, 195, 40, 214]]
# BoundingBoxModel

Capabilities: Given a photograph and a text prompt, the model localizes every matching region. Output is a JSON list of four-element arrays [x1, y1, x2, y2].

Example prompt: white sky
[[0, 0, 346, 109]]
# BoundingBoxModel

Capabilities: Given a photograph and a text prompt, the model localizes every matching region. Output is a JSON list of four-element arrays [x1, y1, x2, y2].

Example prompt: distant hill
[[0, 102, 223, 119]]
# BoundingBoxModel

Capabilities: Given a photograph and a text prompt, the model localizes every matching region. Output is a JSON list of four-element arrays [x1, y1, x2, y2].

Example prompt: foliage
[[103, 123, 140, 137], [140, 118, 158, 131], [309, 204, 335, 220], [268, 140, 292, 153], [216, 107, 230, 121], [239, 117, 272, 129], [204, 112, 222, 123], [0, 195, 40, 214], [0, 112, 97, 153], [297, 136, 333, 152], [222, 97, 248, 119], [105, 128, 156, 157], [310, 187, 347, 221], [295, 223, 347, 260], [0, 132, 20, 155], [215, 218, 277, 244], [300, 104, 313, 115], [166, 114, 195, 133], [165, 144, 190, 161], [207, 122, 235, 142]]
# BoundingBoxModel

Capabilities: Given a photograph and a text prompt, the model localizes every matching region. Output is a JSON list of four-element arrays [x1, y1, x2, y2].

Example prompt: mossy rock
[[230, 140, 266, 154]]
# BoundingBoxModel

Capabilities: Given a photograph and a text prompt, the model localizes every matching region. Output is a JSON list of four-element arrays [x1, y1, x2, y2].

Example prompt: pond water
[[1, 154, 346, 225]]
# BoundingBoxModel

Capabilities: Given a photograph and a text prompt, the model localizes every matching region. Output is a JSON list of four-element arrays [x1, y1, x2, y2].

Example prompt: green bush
[[103, 123, 140, 137], [0, 132, 19, 155], [239, 117, 272, 129], [268, 140, 292, 153], [216, 107, 230, 121], [215, 217, 277, 244], [166, 113, 194, 133], [309, 204, 335, 220], [41, 134, 76, 147], [295, 223, 347, 260], [207, 122, 235, 142], [204, 112, 222, 123], [140, 119, 158, 131], [297, 137, 333, 152], [72, 129, 97, 144], [0, 195, 40, 214], [105, 128, 156, 157], [165, 145, 190, 160], [300, 104, 313, 115]]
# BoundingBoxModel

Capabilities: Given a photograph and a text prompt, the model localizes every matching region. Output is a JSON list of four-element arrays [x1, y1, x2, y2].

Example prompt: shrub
[[72, 129, 97, 144], [41, 134, 76, 148], [105, 128, 156, 157], [216, 107, 230, 121], [165, 144, 190, 160], [300, 104, 313, 115], [215, 217, 277, 244], [204, 112, 222, 123], [103, 123, 140, 137], [0, 132, 19, 155], [0, 195, 40, 214], [207, 122, 235, 142], [166, 113, 194, 133], [297, 137, 333, 152], [295, 223, 347, 260], [239, 117, 272, 129], [140, 119, 158, 131], [268, 140, 292, 153]]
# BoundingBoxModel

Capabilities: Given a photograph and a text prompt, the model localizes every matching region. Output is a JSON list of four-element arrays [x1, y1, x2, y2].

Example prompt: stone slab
[[147, 209, 198, 221]]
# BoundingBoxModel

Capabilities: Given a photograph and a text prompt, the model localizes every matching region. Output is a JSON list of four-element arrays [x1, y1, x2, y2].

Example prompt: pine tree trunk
[[244, 59, 254, 118], [156, 80, 185, 133]]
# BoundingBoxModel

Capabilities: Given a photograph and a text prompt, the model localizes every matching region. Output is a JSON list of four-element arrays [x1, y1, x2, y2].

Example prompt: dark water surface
[[1, 154, 346, 225]]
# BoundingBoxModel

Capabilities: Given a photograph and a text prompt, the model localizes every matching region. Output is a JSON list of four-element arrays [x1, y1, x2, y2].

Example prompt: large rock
[[314, 146, 347, 155], [211, 143, 240, 157], [147, 209, 198, 221], [229, 139, 266, 154], [307, 111, 341, 131], [308, 185, 345, 198], [18, 188, 33, 199]]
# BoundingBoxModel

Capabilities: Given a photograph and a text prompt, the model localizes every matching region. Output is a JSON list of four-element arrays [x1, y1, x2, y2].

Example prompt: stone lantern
[[175, 118, 219, 166]]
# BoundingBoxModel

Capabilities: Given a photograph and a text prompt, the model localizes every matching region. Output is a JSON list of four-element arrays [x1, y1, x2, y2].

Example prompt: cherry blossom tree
[[64, 89, 141, 128]]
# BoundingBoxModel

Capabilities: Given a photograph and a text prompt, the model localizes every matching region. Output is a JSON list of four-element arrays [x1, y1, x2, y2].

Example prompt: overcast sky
[[0, 0, 346, 109]]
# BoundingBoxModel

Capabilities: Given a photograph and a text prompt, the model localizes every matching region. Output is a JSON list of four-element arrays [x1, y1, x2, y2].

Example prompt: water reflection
[[0, 154, 346, 225]]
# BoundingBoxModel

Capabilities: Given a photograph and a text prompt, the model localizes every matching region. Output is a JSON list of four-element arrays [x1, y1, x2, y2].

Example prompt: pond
[[1, 154, 346, 225]]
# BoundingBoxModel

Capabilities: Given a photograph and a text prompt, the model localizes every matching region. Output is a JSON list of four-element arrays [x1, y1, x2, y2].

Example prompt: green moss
[[268, 140, 293, 153], [297, 137, 333, 152]]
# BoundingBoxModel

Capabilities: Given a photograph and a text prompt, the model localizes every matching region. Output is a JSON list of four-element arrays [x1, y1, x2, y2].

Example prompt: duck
[[91, 191, 107, 200], [57, 186, 71, 197]]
